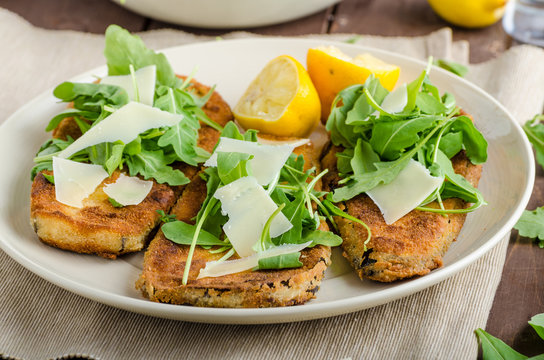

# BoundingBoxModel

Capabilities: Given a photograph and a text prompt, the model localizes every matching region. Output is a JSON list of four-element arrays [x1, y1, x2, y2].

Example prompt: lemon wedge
[[233, 55, 321, 138], [428, 0, 507, 28], [307, 46, 400, 120]]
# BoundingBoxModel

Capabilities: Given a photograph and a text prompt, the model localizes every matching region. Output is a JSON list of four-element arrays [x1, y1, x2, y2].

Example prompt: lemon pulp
[[234, 55, 320, 138]]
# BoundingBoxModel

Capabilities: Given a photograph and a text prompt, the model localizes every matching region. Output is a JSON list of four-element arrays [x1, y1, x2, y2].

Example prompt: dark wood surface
[[1, 0, 543, 356]]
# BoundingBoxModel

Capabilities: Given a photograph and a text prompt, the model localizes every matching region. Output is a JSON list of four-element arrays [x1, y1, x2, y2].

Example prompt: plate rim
[[0, 37, 535, 324]]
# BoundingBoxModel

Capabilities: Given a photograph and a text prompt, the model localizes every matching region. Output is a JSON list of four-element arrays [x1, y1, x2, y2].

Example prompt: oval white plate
[[113, 0, 341, 29], [0, 38, 534, 324]]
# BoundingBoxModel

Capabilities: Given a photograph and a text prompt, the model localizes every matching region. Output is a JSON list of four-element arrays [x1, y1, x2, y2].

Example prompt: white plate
[[0, 38, 534, 324], [113, 0, 341, 29]]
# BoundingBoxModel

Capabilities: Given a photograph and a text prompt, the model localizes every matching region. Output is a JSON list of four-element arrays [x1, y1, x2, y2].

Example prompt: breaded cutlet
[[30, 78, 233, 258], [137, 141, 332, 307], [322, 145, 482, 282]]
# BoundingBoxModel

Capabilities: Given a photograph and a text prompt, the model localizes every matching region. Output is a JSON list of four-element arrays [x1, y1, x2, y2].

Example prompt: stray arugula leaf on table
[[513, 207, 544, 248], [475, 312, 544, 360], [523, 114, 544, 170], [514, 114, 544, 249], [475, 329, 529, 360]]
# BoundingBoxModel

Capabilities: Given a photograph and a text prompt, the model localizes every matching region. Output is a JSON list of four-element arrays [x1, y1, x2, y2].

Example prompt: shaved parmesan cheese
[[367, 159, 443, 224], [381, 83, 408, 114], [101, 65, 156, 106], [213, 176, 292, 257], [204, 137, 303, 185], [197, 241, 311, 279], [59, 102, 181, 159], [256, 137, 309, 148], [52, 156, 108, 208], [103, 174, 153, 206]]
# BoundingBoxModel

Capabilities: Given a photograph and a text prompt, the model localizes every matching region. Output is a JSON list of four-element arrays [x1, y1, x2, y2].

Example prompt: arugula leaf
[[337, 148, 354, 175], [255, 204, 304, 270], [157, 119, 201, 166], [434, 59, 468, 77], [475, 329, 528, 360], [438, 131, 464, 159], [257, 252, 303, 270], [514, 208, 544, 248], [333, 122, 443, 202], [104, 142, 125, 175], [345, 76, 388, 125], [333, 156, 410, 201], [31, 137, 89, 180], [369, 115, 439, 160], [403, 68, 428, 113], [416, 92, 447, 115], [442, 92, 457, 114], [162, 220, 227, 246], [108, 197, 124, 208], [271, 190, 306, 245], [434, 150, 483, 203], [156, 210, 177, 223], [216, 152, 252, 185], [42, 173, 55, 184], [46, 108, 98, 132], [126, 149, 189, 186], [326, 84, 365, 148], [53, 82, 128, 113], [345, 35, 362, 44], [302, 229, 342, 247], [104, 24, 180, 88], [219, 121, 245, 141], [523, 115, 544, 170], [447, 115, 488, 164], [256, 203, 286, 252], [529, 314, 544, 341], [351, 138, 379, 175]]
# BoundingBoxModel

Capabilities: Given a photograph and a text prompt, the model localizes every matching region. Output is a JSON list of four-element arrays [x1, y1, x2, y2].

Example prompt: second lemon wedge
[[307, 46, 400, 120], [233, 55, 321, 138]]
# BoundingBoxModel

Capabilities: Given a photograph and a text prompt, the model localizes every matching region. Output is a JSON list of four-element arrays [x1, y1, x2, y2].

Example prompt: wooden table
[[2, 0, 543, 356]]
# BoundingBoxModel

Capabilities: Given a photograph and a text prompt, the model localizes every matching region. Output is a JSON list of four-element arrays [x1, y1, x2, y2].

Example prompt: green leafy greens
[[433, 59, 469, 77], [523, 114, 544, 170], [475, 312, 544, 359], [32, 24, 224, 186], [161, 122, 344, 284], [325, 65, 487, 216], [513, 207, 544, 248]]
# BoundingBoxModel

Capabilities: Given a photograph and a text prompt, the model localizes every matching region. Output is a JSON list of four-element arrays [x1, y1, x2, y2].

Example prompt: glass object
[[503, 0, 544, 47]]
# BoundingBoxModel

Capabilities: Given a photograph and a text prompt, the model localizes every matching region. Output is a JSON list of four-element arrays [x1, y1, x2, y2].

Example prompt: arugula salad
[[160, 122, 348, 283], [32, 25, 221, 187], [326, 59, 488, 218], [30, 23, 489, 285]]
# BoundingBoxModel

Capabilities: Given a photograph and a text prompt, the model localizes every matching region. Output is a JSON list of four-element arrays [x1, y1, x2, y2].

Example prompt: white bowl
[[113, 0, 341, 29]]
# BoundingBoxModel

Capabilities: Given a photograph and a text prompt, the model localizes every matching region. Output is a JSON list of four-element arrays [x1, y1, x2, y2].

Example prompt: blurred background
[[1, 0, 515, 63]]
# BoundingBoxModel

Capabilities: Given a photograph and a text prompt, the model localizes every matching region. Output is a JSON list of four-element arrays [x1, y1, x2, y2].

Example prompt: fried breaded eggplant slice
[[322, 147, 482, 282], [31, 79, 233, 258], [137, 142, 332, 307], [30, 170, 192, 259]]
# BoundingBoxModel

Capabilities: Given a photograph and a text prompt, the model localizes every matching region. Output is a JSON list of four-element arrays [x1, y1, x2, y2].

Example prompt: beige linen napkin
[[1, 8, 543, 360]]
